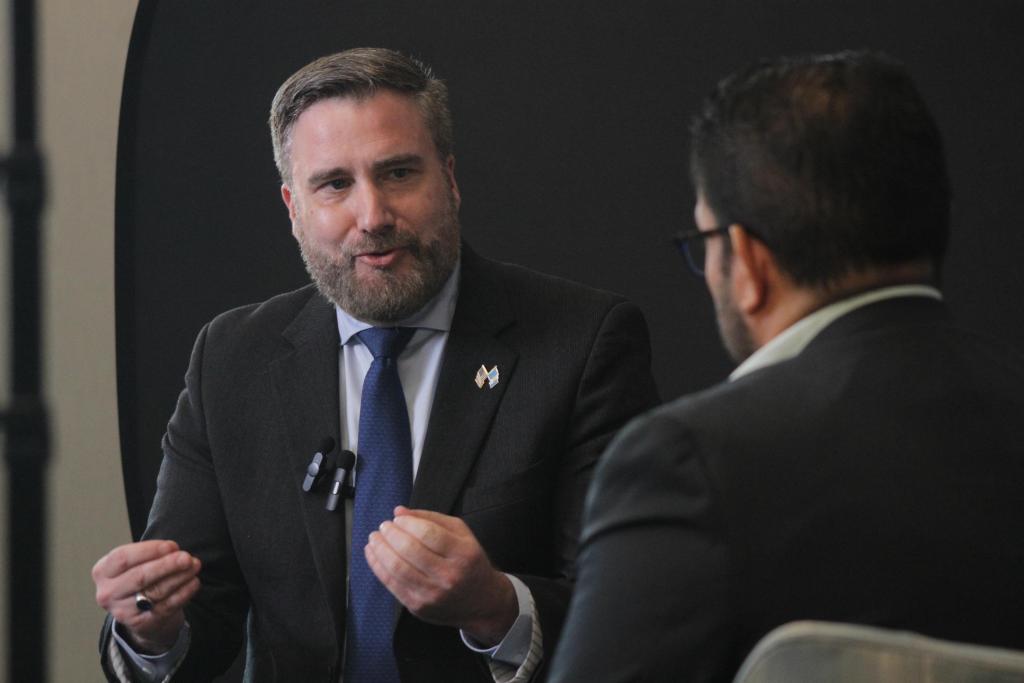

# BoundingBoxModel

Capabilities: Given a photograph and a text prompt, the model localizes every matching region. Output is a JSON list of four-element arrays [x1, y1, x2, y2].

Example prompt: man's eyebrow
[[373, 154, 424, 172]]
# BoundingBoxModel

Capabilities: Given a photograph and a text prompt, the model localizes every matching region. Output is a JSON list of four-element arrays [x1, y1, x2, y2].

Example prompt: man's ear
[[445, 155, 461, 209], [728, 225, 773, 315], [281, 184, 299, 238]]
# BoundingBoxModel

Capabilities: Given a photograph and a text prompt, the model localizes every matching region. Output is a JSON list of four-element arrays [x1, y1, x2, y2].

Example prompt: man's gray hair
[[269, 47, 453, 185]]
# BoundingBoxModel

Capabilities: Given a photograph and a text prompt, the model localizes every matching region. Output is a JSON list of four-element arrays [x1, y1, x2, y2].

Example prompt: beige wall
[[1, 1, 136, 680]]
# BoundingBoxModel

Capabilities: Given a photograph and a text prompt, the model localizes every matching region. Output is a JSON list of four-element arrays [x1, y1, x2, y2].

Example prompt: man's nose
[[353, 182, 395, 233]]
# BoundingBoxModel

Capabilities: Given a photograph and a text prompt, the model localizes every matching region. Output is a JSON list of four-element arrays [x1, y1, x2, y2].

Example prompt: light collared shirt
[[114, 260, 537, 681], [729, 284, 943, 381]]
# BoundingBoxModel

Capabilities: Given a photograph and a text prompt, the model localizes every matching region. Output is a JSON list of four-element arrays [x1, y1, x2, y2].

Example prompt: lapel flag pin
[[475, 365, 500, 389]]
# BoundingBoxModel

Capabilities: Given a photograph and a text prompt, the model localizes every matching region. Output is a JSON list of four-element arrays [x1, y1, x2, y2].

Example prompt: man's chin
[[329, 270, 429, 323]]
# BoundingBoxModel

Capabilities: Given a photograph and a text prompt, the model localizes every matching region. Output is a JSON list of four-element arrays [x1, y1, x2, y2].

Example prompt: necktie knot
[[357, 327, 415, 360]]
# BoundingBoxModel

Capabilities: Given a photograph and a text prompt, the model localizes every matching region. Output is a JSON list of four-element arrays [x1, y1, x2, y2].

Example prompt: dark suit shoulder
[[585, 301, 1024, 535], [194, 284, 335, 366], [487, 257, 627, 303], [584, 398, 716, 538], [204, 283, 325, 340], [465, 250, 633, 323], [595, 301, 1024, 585]]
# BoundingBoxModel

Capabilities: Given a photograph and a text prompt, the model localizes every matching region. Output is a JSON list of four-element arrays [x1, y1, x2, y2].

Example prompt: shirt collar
[[335, 258, 461, 345], [729, 284, 943, 381]]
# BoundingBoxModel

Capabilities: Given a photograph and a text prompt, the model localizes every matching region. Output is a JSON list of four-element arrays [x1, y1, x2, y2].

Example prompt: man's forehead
[[288, 92, 437, 175]]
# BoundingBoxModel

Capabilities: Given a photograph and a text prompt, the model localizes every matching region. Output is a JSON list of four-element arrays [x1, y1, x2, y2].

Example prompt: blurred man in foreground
[[550, 50, 1024, 682]]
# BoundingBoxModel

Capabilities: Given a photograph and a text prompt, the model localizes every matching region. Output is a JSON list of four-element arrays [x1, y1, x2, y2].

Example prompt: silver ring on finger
[[135, 591, 154, 612]]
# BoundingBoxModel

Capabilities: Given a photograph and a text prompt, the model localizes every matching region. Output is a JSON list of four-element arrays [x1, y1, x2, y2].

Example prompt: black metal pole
[[3, 0, 51, 679]]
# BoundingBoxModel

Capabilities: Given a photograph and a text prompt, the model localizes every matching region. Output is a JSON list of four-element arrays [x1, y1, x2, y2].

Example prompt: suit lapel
[[268, 291, 347, 649], [410, 249, 518, 513]]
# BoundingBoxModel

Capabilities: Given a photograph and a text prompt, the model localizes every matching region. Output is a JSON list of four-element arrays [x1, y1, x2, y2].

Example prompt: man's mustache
[[344, 232, 422, 259]]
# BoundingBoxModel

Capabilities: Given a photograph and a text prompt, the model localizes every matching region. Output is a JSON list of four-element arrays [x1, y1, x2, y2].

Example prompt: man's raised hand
[[92, 540, 201, 653]]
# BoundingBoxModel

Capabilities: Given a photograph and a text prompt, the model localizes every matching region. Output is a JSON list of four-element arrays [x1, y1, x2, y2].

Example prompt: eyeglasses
[[672, 226, 731, 277], [673, 223, 767, 277]]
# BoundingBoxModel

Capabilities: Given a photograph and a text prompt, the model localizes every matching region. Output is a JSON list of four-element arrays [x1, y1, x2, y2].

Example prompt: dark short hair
[[690, 50, 950, 286], [269, 47, 453, 184]]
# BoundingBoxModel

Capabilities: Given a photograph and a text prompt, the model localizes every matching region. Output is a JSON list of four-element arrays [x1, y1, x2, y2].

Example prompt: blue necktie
[[345, 327, 416, 682]]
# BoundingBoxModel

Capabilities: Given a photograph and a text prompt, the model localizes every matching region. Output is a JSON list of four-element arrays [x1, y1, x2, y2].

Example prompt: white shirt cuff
[[460, 574, 535, 666], [111, 619, 190, 682]]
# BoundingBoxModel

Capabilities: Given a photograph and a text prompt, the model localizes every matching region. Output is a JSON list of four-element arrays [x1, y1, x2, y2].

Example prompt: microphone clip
[[301, 437, 356, 511], [302, 437, 336, 492]]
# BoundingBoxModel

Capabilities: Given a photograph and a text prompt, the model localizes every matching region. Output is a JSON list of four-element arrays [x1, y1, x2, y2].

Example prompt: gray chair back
[[733, 621, 1024, 683]]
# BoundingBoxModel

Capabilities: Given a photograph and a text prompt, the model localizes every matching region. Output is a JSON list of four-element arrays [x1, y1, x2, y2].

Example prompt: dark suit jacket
[[550, 295, 1024, 682], [102, 247, 658, 682]]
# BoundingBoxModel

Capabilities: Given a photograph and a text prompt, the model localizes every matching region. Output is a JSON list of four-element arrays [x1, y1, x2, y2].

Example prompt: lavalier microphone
[[325, 450, 356, 512], [301, 437, 336, 492]]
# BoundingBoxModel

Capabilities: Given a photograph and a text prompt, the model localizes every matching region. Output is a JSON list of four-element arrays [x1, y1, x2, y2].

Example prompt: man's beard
[[295, 196, 460, 324], [712, 267, 757, 364]]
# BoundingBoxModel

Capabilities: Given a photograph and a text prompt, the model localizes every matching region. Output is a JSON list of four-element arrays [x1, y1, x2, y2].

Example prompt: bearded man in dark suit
[[550, 50, 1024, 682], [92, 48, 658, 682]]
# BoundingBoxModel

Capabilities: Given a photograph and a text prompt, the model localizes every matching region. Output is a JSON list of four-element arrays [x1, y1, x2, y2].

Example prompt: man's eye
[[327, 179, 350, 190], [389, 168, 413, 180]]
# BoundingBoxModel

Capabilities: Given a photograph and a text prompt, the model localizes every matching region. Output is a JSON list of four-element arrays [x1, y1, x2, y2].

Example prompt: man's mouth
[[356, 247, 405, 268]]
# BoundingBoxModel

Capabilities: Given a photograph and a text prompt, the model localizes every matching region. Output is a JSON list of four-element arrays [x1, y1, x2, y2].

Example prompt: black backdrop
[[117, 0, 1024, 542]]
